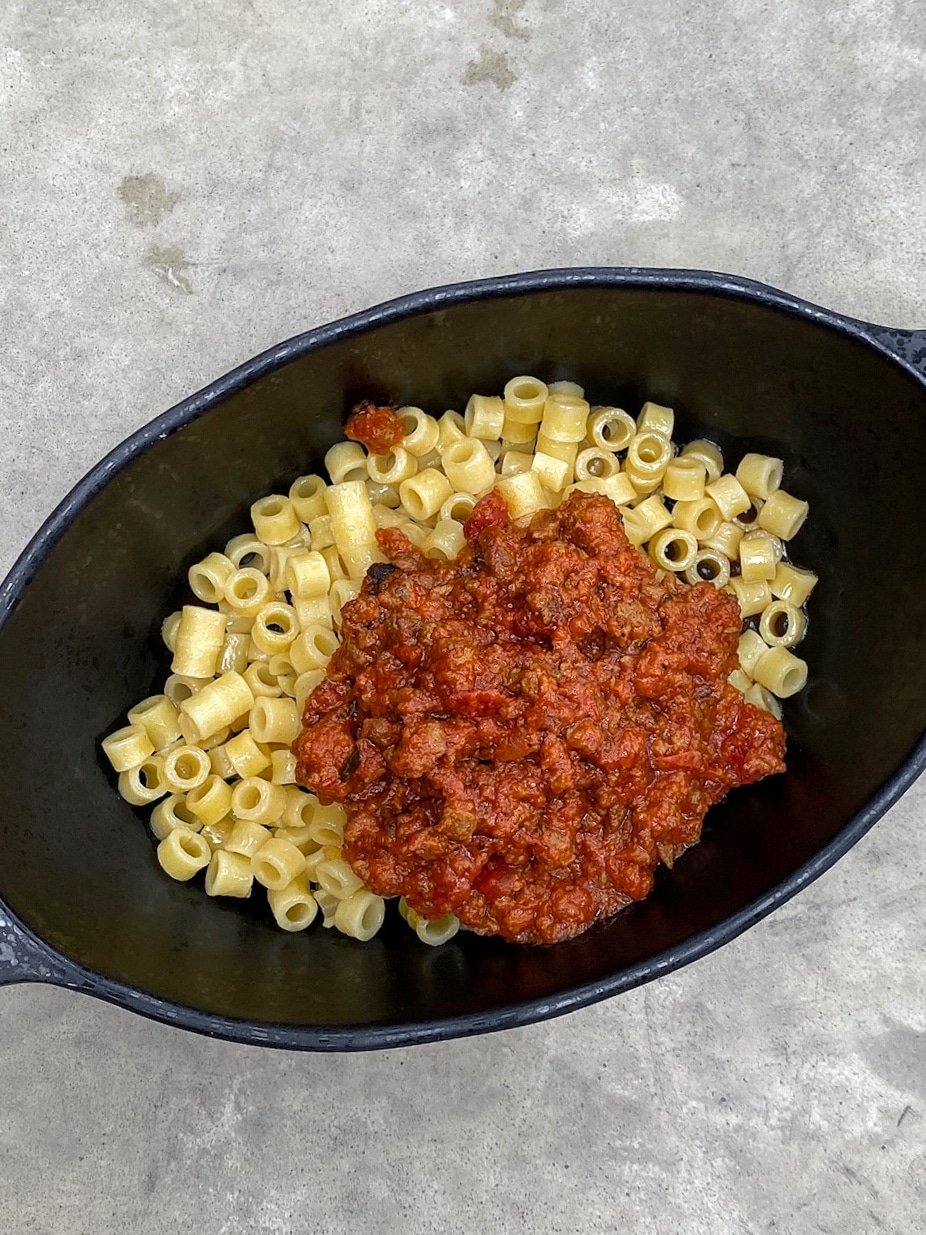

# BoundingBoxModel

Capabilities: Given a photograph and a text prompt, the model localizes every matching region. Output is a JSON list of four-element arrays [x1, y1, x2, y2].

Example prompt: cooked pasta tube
[[268, 876, 318, 932], [442, 438, 496, 494], [501, 416, 538, 446], [671, 497, 722, 540], [701, 520, 744, 560], [706, 474, 751, 521], [224, 727, 271, 781], [531, 451, 571, 493], [535, 433, 579, 470], [250, 603, 298, 656], [373, 504, 407, 530], [117, 757, 166, 806], [501, 450, 534, 477], [164, 674, 210, 709], [200, 817, 235, 848], [681, 439, 724, 483], [290, 624, 339, 674], [727, 668, 752, 694], [683, 549, 731, 588], [626, 432, 672, 480], [648, 527, 698, 572], [251, 495, 300, 546], [218, 630, 249, 675], [150, 794, 200, 840], [438, 409, 466, 450], [424, 519, 466, 561], [495, 470, 548, 520], [281, 787, 318, 831], [185, 774, 233, 827], [330, 579, 361, 626], [574, 447, 620, 481], [399, 469, 454, 521], [745, 682, 784, 719], [463, 394, 505, 440], [582, 472, 637, 507], [249, 696, 300, 745], [162, 744, 212, 793], [737, 629, 769, 676], [540, 395, 589, 443], [728, 577, 773, 617], [758, 600, 806, 648], [398, 407, 440, 456], [587, 407, 635, 452], [161, 611, 182, 653], [179, 671, 254, 742], [307, 513, 335, 551], [325, 479, 378, 561], [325, 441, 368, 485], [738, 531, 779, 583], [334, 889, 386, 941], [127, 695, 181, 751], [224, 568, 272, 618], [282, 551, 327, 600], [289, 474, 328, 522], [223, 818, 272, 858], [735, 452, 784, 500], [733, 499, 763, 531], [244, 660, 282, 699], [171, 605, 227, 677], [753, 645, 808, 698], [415, 913, 461, 946], [251, 837, 307, 891], [307, 803, 346, 848], [270, 749, 298, 785], [231, 778, 287, 825], [224, 534, 272, 573], [621, 494, 673, 546], [637, 401, 674, 438], [315, 856, 364, 900], [188, 553, 235, 605], [503, 375, 548, 424], [157, 828, 211, 881], [758, 489, 809, 540], [205, 850, 253, 898], [366, 446, 418, 486], [771, 562, 818, 606]]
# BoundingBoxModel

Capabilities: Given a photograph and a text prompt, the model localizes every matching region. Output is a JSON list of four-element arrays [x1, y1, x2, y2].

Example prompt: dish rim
[[2, 265, 925, 1051]]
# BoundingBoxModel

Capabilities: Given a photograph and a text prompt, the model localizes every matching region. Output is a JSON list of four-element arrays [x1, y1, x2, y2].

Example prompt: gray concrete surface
[[2, 1, 925, 1231]]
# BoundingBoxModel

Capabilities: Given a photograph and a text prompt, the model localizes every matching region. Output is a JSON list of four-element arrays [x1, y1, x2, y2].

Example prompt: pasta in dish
[[103, 378, 814, 943]]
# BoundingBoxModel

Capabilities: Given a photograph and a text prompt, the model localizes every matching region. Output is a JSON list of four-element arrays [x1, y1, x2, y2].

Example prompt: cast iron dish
[[1, 269, 924, 1050]]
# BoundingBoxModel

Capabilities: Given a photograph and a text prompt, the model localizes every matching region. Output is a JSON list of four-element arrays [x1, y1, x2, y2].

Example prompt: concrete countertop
[[1, 2, 924, 1231]]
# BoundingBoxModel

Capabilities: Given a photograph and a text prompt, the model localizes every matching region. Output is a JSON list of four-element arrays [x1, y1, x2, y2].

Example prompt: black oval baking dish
[[1, 268, 924, 1050]]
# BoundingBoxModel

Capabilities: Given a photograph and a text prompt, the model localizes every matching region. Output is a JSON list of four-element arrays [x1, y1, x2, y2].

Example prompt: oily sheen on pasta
[[102, 379, 815, 944]]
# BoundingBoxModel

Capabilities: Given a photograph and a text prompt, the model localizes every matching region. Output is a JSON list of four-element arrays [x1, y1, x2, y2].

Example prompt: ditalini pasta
[[103, 378, 814, 944]]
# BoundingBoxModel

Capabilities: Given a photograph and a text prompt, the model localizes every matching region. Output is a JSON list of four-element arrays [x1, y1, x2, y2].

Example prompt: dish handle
[[0, 902, 77, 988], [864, 325, 926, 377]]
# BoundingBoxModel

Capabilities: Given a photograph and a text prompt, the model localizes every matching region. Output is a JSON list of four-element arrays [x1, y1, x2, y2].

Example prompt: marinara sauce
[[294, 492, 785, 944], [343, 401, 405, 454]]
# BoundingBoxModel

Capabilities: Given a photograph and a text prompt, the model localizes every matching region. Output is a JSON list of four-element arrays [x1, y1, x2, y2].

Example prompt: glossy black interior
[[1, 277, 925, 1045]]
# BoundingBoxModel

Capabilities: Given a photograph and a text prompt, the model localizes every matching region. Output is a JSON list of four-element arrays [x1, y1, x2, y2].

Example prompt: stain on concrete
[[119, 173, 180, 228], [462, 45, 517, 91], [144, 244, 194, 295], [861, 1022, 926, 1100], [490, 0, 529, 40]]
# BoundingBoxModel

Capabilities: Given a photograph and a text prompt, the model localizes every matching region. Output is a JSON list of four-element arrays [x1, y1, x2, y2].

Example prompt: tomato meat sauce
[[294, 492, 785, 944], [343, 401, 406, 454]]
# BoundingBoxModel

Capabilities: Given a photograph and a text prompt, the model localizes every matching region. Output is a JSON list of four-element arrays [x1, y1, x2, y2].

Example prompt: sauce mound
[[344, 401, 405, 454], [294, 492, 785, 944]]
